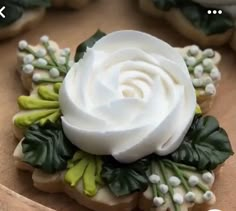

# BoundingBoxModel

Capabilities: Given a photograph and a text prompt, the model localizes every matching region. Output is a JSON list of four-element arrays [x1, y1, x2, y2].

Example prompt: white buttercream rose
[[59, 30, 196, 163]]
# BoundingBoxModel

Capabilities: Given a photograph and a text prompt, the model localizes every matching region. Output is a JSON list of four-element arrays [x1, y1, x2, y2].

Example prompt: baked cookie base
[[13, 144, 218, 211]]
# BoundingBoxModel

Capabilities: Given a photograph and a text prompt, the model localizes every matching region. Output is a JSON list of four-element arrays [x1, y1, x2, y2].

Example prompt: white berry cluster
[[18, 35, 72, 84], [185, 45, 221, 96], [149, 165, 215, 208]]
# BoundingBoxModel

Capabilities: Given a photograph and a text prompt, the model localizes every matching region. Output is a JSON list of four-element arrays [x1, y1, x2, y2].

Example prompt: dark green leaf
[[170, 115, 234, 170], [101, 156, 149, 197], [74, 30, 106, 62], [22, 123, 76, 173], [152, 0, 234, 35]]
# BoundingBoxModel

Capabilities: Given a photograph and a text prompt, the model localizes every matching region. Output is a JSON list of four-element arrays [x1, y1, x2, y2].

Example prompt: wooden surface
[[0, 184, 55, 211], [0, 0, 235, 210]]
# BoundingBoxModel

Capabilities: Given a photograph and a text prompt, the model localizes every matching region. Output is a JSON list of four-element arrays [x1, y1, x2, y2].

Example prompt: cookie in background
[[139, 0, 236, 50], [0, 0, 92, 40]]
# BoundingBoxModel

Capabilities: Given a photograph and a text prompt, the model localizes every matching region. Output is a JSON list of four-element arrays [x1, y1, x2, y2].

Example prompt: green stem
[[24, 47, 54, 66], [43, 42, 59, 67], [34, 78, 63, 84], [151, 161, 163, 198], [188, 56, 215, 75], [65, 52, 71, 71], [163, 160, 198, 172], [182, 173, 208, 193], [34, 63, 53, 70], [23, 44, 68, 75], [158, 161, 180, 211], [168, 161, 190, 192], [163, 160, 208, 193], [58, 65, 68, 74], [25, 46, 37, 57], [194, 55, 207, 67], [34, 63, 66, 75]]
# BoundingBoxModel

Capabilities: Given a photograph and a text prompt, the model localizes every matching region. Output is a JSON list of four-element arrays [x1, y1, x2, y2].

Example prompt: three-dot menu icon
[[207, 10, 222, 15]]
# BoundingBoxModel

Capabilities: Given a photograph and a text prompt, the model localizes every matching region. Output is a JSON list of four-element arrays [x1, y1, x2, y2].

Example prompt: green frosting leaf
[[65, 151, 103, 197], [152, 0, 234, 35], [74, 30, 106, 62], [14, 109, 60, 128], [101, 156, 149, 197], [170, 115, 234, 170], [18, 96, 59, 109], [38, 86, 59, 101], [0, 0, 50, 28], [22, 123, 76, 173], [14, 84, 61, 128]]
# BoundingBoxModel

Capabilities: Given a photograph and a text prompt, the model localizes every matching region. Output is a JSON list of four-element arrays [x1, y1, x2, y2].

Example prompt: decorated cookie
[[12, 30, 233, 211], [139, 0, 236, 50], [0, 0, 91, 40], [0, 1, 48, 40]]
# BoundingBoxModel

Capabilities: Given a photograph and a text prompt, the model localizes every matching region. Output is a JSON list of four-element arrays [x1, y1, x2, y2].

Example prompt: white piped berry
[[159, 184, 168, 194], [194, 65, 204, 78], [169, 176, 181, 187], [63, 48, 71, 55], [173, 193, 184, 205], [32, 73, 42, 82], [58, 57, 66, 65], [210, 68, 221, 81], [23, 64, 34, 74], [36, 58, 48, 66], [192, 78, 203, 87], [23, 54, 34, 64], [203, 49, 215, 58], [202, 76, 213, 86], [49, 68, 60, 78], [189, 45, 200, 56], [202, 172, 214, 184], [36, 48, 47, 58], [153, 197, 164, 207], [40, 35, 49, 43], [48, 46, 56, 53], [203, 58, 213, 70], [205, 84, 216, 95], [18, 40, 28, 50], [203, 191, 214, 202], [188, 175, 199, 187], [68, 60, 74, 68], [149, 174, 160, 184], [185, 192, 196, 202], [186, 56, 197, 66]]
